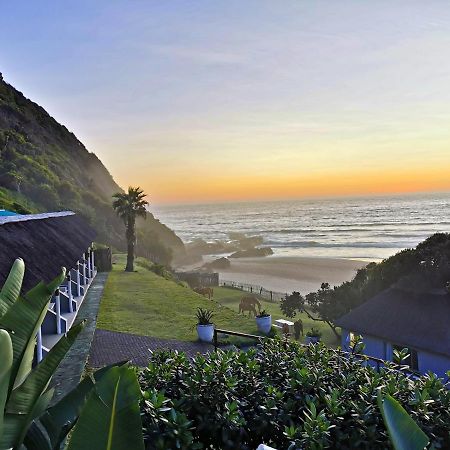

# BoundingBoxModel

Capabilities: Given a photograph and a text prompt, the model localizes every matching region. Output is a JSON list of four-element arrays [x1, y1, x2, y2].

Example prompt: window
[[393, 344, 419, 371]]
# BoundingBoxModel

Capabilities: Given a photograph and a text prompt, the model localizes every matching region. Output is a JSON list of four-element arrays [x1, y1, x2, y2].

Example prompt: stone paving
[[50, 272, 108, 404], [89, 328, 213, 368]]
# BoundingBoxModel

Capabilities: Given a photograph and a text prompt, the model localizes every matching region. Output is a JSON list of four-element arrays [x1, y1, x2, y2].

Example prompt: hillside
[[0, 72, 184, 262]]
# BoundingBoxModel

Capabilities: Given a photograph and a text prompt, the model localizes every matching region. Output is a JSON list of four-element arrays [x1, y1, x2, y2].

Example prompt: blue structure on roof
[[0, 209, 19, 217]]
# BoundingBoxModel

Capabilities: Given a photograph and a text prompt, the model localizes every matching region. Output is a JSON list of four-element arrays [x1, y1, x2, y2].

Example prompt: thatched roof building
[[336, 287, 450, 358], [0, 211, 95, 292]]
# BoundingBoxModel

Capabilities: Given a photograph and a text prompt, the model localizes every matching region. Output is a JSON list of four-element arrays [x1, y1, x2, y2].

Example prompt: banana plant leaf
[[67, 365, 144, 450], [7, 321, 84, 414], [1, 388, 54, 449], [0, 329, 13, 438], [1, 322, 83, 449], [0, 269, 66, 391], [23, 421, 52, 450], [39, 360, 128, 450], [0, 258, 24, 319], [378, 392, 429, 450]]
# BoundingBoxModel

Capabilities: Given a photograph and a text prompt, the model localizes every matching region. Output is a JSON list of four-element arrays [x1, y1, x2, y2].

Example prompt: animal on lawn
[[194, 286, 214, 300], [238, 295, 262, 317], [238, 301, 258, 317], [294, 319, 304, 340]]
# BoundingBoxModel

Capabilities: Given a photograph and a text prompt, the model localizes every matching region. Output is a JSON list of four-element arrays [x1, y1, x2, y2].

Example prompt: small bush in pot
[[305, 327, 322, 344], [196, 307, 214, 342], [255, 309, 272, 334]]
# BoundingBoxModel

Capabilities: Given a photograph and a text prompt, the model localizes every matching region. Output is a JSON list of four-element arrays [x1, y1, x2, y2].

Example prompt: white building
[[336, 286, 450, 378]]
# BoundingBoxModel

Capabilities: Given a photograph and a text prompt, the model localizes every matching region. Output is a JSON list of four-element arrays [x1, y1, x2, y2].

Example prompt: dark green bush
[[139, 340, 450, 450]]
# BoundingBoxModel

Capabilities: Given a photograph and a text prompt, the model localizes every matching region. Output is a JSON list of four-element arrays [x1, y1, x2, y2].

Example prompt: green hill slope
[[97, 255, 259, 341], [0, 72, 184, 261]]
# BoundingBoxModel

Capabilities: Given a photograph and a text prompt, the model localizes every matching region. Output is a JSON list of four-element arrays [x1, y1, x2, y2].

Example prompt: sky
[[1, 1, 450, 204]]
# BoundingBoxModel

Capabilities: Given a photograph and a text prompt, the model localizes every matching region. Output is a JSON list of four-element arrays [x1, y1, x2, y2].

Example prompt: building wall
[[341, 329, 450, 378], [418, 351, 450, 378]]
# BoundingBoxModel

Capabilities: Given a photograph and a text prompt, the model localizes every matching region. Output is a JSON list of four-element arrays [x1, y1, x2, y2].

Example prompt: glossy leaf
[[0, 329, 13, 437], [0, 258, 24, 318], [67, 365, 144, 450], [7, 321, 84, 414], [0, 269, 66, 391], [40, 360, 128, 450], [0, 388, 54, 449], [378, 392, 429, 450]]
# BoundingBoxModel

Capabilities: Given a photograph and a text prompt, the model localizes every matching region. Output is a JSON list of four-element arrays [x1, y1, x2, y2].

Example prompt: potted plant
[[196, 307, 214, 342], [255, 309, 272, 334], [305, 327, 322, 344]]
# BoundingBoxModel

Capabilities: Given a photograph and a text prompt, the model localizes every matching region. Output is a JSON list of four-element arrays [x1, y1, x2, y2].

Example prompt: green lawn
[[213, 286, 340, 346], [97, 255, 339, 346], [97, 255, 268, 341]]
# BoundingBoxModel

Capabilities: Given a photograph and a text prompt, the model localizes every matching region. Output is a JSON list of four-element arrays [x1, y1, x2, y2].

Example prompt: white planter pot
[[197, 324, 214, 342], [305, 336, 320, 344], [256, 315, 272, 334]]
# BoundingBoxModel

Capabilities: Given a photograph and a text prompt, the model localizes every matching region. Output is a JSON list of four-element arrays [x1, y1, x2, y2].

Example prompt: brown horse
[[294, 319, 304, 340], [194, 286, 214, 300], [238, 295, 261, 317]]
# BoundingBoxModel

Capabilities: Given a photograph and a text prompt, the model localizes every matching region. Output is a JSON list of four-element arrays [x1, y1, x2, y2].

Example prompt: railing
[[220, 280, 287, 303], [213, 328, 419, 376]]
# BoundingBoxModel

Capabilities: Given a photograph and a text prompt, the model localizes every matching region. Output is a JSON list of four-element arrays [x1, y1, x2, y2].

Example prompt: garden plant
[[139, 339, 450, 450]]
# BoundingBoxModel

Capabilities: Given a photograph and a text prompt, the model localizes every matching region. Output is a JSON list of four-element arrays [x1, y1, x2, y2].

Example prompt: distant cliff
[[0, 72, 184, 262]]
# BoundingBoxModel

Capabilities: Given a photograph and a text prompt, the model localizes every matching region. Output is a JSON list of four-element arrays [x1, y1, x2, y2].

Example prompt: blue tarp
[[0, 210, 19, 217]]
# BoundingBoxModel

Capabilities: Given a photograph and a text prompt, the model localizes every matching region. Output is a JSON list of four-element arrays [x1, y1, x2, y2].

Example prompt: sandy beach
[[185, 256, 368, 295]]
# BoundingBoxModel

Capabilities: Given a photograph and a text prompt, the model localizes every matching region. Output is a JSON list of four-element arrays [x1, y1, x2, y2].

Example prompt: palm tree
[[112, 186, 148, 272]]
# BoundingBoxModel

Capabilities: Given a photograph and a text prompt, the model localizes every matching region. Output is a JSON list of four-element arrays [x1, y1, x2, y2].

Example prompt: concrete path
[[50, 273, 108, 404], [89, 328, 213, 368]]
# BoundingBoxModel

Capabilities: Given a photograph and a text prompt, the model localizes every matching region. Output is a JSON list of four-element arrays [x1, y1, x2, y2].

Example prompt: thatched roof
[[0, 211, 95, 292], [336, 287, 450, 357]]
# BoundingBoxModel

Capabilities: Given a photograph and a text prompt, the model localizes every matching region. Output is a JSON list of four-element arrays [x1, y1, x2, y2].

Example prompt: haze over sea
[[154, 193, 450, 262]]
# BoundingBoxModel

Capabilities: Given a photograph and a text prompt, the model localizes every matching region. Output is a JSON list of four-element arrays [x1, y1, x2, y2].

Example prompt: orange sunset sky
[[2, 1, 450, 204]]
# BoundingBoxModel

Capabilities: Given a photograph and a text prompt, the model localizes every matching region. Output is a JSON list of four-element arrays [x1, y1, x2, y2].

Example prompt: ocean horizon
[[153, 192, 450, 261]]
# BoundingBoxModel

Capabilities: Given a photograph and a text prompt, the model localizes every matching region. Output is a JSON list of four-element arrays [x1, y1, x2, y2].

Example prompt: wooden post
[[213, 328, 218, 351], [82, 254, 87, 285], [87, 249, 92, 278], [55, 289, 61, 334], [91, 247, 95, 275], [67, 273, 73, 313], [36, 327, 43, 363], [76, 263, 81, 296], [270, 291, 273, 301]]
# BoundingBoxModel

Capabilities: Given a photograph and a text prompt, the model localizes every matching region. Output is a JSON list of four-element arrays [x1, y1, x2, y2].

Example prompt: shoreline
[[181, 255, 369, 295]]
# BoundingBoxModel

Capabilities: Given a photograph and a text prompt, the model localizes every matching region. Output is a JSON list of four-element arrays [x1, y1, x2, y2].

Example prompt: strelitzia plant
[[0, 259, 145, 450]]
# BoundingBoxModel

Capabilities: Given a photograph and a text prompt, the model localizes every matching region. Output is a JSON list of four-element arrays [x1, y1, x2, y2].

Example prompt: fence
[[220, 279, 287, 303]]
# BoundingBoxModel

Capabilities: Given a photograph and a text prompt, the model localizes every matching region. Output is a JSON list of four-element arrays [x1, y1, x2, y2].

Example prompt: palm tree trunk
[[125, 218, 135, 272]]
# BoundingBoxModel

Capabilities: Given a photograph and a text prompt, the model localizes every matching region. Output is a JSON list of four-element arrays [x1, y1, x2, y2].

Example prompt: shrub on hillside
[[139, 340, 450, 450]]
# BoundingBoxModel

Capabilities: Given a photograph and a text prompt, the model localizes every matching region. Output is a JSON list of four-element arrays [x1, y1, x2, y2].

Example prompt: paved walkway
[[50, 272, 108, 404], [89, 329, 213, 368]]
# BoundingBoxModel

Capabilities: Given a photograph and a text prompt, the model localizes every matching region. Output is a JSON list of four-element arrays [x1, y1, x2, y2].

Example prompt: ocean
[[153, 193, 450, 261]]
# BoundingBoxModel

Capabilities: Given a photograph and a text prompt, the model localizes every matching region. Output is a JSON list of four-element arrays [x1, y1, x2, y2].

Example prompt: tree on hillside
[[112, 186, 148, 272]]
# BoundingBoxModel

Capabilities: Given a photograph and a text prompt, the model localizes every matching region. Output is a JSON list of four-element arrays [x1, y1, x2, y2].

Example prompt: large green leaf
[[23, 421, 52, 450], [67, 365, 144, 450], [0, 269, 66, 391], [0, 388, 54, 449], [378, 392, 429, 450], [0, 329, 13, 438], [7, 321, 84, 414], [39, 361, 128, 450], [0, 258, 24, 319]]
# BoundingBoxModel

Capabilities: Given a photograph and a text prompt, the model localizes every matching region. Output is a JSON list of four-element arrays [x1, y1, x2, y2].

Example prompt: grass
[[97, 255, 268, 342], [212, 286, 340, 346], [97, 254, 339, 346]]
